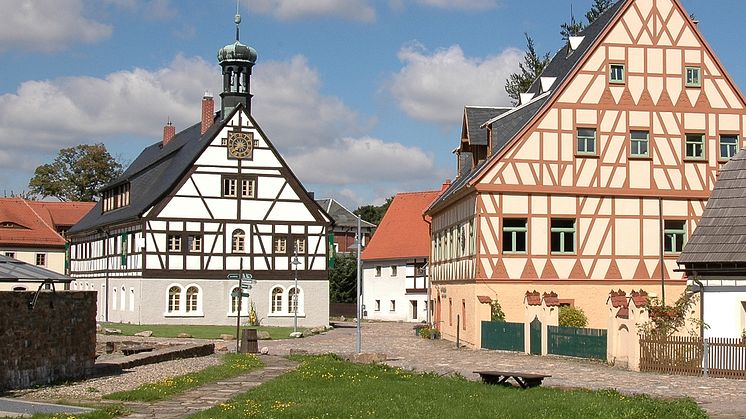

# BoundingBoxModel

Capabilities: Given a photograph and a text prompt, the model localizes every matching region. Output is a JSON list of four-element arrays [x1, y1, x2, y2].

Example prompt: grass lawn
[[190, 355, 706, 419], [100, 323, 294, 340], [13, 405, 128, 419], [103, 353, 263, 402]]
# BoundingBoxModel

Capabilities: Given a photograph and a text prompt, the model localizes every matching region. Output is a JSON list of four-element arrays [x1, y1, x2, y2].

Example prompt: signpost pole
[[236, 259, 243, 351]]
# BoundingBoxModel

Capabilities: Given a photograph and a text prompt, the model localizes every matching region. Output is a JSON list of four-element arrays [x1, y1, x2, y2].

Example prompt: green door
[[530, 317, 542, 355]]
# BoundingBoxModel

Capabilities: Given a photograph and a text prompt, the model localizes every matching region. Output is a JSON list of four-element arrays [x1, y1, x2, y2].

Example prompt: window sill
[[550, 252, 577, 257], [503, 252, 528, 255], [164, 312, 204, 317], [609, 81, 625, 85], [685, 85, 702, 89], [683, 158, 707, 163], [628, 155, 652, 161], [268, 313, 306, 318], [718, 158, 733, 163], [574, 153, 599, 159]]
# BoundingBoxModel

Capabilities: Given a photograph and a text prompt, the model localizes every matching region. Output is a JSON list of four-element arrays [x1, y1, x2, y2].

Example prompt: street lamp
[[292, 246, 301, 336], [347, 215, 363, 353]]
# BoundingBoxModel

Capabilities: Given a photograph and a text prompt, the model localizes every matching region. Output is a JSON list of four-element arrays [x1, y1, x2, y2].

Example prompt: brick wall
[[0, 291, 96, 390]]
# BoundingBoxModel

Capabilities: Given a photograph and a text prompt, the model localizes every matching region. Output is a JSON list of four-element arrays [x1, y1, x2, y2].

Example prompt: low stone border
[[91, 343, 215, 376]]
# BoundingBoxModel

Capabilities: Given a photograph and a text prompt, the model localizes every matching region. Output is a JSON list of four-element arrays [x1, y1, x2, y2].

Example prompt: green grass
[[7, 404, 128, 419], [103, 353, 263, 402], [100, 323, 294, 340], [190, 355, 706, 419]]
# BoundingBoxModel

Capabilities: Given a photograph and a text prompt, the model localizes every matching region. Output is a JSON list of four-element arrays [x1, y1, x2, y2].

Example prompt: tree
[[561, 0, 614, 40], [329, 253, 358, 303], [559, 306, 588, 328], [354, 196, 393, 226], [504, 34, 550, 105], [29, 143, 123, 202], [586, 0, 614, 23], [560, 13, 584, 41]]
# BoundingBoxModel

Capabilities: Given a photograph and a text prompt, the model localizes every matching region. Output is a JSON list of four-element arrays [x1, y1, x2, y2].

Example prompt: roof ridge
[[397, 190, 440, 196]]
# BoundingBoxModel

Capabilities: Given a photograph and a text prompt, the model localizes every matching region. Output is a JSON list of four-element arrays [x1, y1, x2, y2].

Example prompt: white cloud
[[247, 0, 375, 22], [0, 0, 112, 51], [387, 42, 522, 124], [102, 0, 176, 20], [287, 136, 435, 185], [415, 0, 500, 11]]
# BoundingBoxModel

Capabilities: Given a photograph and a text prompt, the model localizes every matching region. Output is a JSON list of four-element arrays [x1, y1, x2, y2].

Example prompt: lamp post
[[355, 215, 362, 353], [292, 246, 301, 335]]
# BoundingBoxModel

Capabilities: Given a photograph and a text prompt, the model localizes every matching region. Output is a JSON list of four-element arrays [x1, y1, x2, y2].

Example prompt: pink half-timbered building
[[427, 0, 746, 347]]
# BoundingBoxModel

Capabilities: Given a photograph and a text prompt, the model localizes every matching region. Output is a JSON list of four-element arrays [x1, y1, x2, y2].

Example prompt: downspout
[[658, 197, 666, 304], [423, 213, 432, 327]]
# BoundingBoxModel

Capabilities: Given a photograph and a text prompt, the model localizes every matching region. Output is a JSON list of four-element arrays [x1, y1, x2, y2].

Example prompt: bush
[[559, 306, 588, 328], [490, 299, 505, 322]]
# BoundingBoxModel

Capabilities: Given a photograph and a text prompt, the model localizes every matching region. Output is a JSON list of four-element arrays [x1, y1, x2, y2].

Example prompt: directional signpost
[[229, 260, 255, 351]]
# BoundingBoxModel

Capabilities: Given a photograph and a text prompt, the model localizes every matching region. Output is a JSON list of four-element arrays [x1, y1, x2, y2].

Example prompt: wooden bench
[[474, 370, 551, 389]]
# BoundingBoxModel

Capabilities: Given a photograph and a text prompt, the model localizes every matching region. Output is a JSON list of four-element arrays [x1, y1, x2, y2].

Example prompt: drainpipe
[[658, 198, 666, 305], [423, 213, 433, 327]]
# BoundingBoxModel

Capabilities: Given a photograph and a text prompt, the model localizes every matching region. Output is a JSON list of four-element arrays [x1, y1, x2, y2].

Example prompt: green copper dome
[[217, 41, 257, 64]]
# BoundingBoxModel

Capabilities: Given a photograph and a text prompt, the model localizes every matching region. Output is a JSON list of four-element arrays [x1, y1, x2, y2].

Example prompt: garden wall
[[0, 291, 97, 390]]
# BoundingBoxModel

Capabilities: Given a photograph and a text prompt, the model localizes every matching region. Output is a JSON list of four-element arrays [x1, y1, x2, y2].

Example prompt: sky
[[0, 0, 742, 209]]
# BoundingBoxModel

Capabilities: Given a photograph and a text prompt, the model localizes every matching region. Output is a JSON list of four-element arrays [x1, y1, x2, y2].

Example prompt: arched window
[[168, 286, 181, 312], [288, 287, 299, 314], [186, 286, 199, 312], [121, 285, 126, 310], [232, 229, 245, 252], [113, 287, 118, 310], [230, 287, 240, 314], [271, 287, 283, 313]]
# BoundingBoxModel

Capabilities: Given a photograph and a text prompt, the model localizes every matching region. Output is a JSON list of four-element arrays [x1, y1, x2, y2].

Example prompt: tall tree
[[329, 253, 358, 304], [560, 13, 584, 41], [504, 34, 550, 106], [586, 0, 614, 23], [354, 196, 393, 226], [29, 143, 123, 202], [561, 0, 614, 40]]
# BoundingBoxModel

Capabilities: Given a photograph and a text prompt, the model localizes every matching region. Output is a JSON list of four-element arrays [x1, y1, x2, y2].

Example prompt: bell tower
[[217, 9, 257, 118]]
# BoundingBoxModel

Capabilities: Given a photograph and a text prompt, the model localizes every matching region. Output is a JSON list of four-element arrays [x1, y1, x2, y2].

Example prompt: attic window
[[102, 182, 131, 213], [686, 66, 702, 87], [610, 64, 625, 84], [0, 222, 23, 229]]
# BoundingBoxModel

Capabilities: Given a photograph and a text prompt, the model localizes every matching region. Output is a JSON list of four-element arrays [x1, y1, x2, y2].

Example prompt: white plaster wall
[[362, 261, 428, 322], [703, 289, 746, 339]]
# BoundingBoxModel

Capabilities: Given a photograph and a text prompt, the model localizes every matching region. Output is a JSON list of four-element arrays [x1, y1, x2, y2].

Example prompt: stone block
[[177, 333, 193, 338], [134, 331, 153, 337], [220, 334, 236, 341]]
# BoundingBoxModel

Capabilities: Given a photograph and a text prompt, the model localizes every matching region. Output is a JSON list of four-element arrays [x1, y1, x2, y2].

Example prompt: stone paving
[[261, 322, 746, 419], [122, 355, 297, 419]]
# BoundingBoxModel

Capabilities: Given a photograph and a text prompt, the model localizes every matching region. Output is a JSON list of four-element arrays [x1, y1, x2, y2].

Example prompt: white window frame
[[227, 286, 249, 317], [164, 283, 204, 317], [267, 284, 305, 317]]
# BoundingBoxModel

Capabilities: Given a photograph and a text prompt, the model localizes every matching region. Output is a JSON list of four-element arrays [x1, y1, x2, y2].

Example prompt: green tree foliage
[[561, 0, 614, 40], [640, 290, 705, 337], [354, 197, 393, 226], [560, 13, 585, 41], [29, 143, 123, 202], [586, 0, 614, 23], [490, 299, 506, 322], [329, 253, 358, 304], [504, 34, 550, 106], [559, 306, 588, 328]]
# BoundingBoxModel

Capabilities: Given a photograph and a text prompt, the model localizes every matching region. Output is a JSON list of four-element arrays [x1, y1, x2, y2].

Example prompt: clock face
[[228, 132, 253, 159]]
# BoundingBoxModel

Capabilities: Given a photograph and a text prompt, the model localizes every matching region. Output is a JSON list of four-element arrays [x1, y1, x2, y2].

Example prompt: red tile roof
[[0, 198, 94, 248], [477, 295, 493, 304], [361, 190, 441, 261]]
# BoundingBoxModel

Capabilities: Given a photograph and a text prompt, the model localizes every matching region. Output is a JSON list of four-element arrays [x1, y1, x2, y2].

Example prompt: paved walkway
[[122, 355, 296, 419], [260, 322, 746, 419]]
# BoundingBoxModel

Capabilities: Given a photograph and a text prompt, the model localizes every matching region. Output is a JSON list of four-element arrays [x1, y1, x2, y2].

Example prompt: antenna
[[234, 0, 242, 41]]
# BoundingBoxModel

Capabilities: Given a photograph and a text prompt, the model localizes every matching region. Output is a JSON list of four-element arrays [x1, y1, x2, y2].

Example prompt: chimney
[[441, 179, 452, 192], [163, 121, 176, 146], [201, 92, 214, 135]]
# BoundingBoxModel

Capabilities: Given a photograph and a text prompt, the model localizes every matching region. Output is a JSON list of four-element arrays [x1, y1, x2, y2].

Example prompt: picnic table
[[474, 370, 551, 389]]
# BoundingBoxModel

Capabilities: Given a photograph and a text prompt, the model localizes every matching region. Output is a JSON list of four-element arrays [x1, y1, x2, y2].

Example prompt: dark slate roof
[[427, 0, 626, 214], [69, 111, 227, 234], [316, 198, 376, 229], [0, 255, 72, 282], [678, 149, 746, 264], [465, 107, 510, 145]]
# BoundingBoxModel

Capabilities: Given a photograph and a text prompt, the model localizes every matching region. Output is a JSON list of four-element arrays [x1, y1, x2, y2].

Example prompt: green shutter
[[120, 233, 128, 266], [327, 232, 336, 269]]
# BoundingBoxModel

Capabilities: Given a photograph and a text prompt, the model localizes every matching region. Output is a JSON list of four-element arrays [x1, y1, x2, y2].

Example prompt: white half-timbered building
[[67, 19, 331, 327]]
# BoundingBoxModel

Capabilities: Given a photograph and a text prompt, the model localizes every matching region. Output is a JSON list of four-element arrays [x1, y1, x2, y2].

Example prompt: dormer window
[[102, 182, 131, 213], [0, 222, 24, 229]]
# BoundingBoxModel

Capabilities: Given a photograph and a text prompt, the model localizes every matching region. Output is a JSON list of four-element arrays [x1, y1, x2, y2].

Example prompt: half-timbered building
[[427, 0, 746, 347], [67, 18, 331, 327]]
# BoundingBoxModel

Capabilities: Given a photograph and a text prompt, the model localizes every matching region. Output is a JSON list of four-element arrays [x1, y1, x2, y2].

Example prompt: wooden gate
[[530, 317, 542, 355], [481, 321, 524, 352], [547, 326, 607, 360], [640, 336, 746, 379]]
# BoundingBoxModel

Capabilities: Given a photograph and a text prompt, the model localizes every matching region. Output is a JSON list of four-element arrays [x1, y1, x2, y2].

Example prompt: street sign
[[227, 273, 239, 280], [228, 273, 256, 282], [241, 283, 253, 290], [242, 273, 253, 280], [231, 291, 251, 298]]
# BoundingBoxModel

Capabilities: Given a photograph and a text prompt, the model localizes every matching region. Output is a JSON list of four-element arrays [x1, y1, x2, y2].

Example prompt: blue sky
[[0, 0, 742, 208]]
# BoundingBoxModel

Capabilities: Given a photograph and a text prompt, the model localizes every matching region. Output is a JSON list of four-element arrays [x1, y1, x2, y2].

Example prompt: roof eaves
[[481, 91, 551, 128]]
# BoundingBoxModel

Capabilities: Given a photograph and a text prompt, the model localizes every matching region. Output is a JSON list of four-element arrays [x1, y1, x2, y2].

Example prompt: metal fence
[[640, 336, 746, 379], [481, 321, 524, 352], [547, 326, 607, 360]]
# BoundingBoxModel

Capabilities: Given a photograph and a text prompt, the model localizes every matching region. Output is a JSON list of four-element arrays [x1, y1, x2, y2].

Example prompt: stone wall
[[0, 291, 96, 390]]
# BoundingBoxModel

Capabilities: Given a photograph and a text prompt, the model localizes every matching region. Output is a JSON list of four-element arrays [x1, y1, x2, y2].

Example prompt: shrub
[[559, 306, 588, 328], [490, 299, 506, 322]]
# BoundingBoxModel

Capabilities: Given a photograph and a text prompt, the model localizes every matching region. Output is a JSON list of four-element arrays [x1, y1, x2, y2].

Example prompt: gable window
[[630, 131, 650, 157], [223, 177, 237, 197], [5, 252, 15, 259], [232, 229, 246, 253], [720, 135, 739, 161], [186, 286, 199, 313], [168, 286, 181, 312], [188, 235, 202, 252], [241, 178, 256, 199], [167, 235, 182, 252], [391, 266, 397, 277], [102, 183, 131, 213], [375, 266, 381, 277], [609, 64, 625, 84], [686, 66, 701, 87], [664, 220, 686, 254], [576, 128, 597, 155], [274, 236, 287, 254], [685, 134, 705, 160], [271, 287, 283, 313], [503, 218, 527, 253], [35, 253, 46, 266], [551, 219, 576, 254]]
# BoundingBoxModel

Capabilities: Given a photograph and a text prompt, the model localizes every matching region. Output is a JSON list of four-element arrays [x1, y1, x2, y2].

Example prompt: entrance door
[[410, 300, 418, 320]]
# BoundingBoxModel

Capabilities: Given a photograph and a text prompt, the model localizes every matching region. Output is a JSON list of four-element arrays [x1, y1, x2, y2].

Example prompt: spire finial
[[234, 0, 241, 41]]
